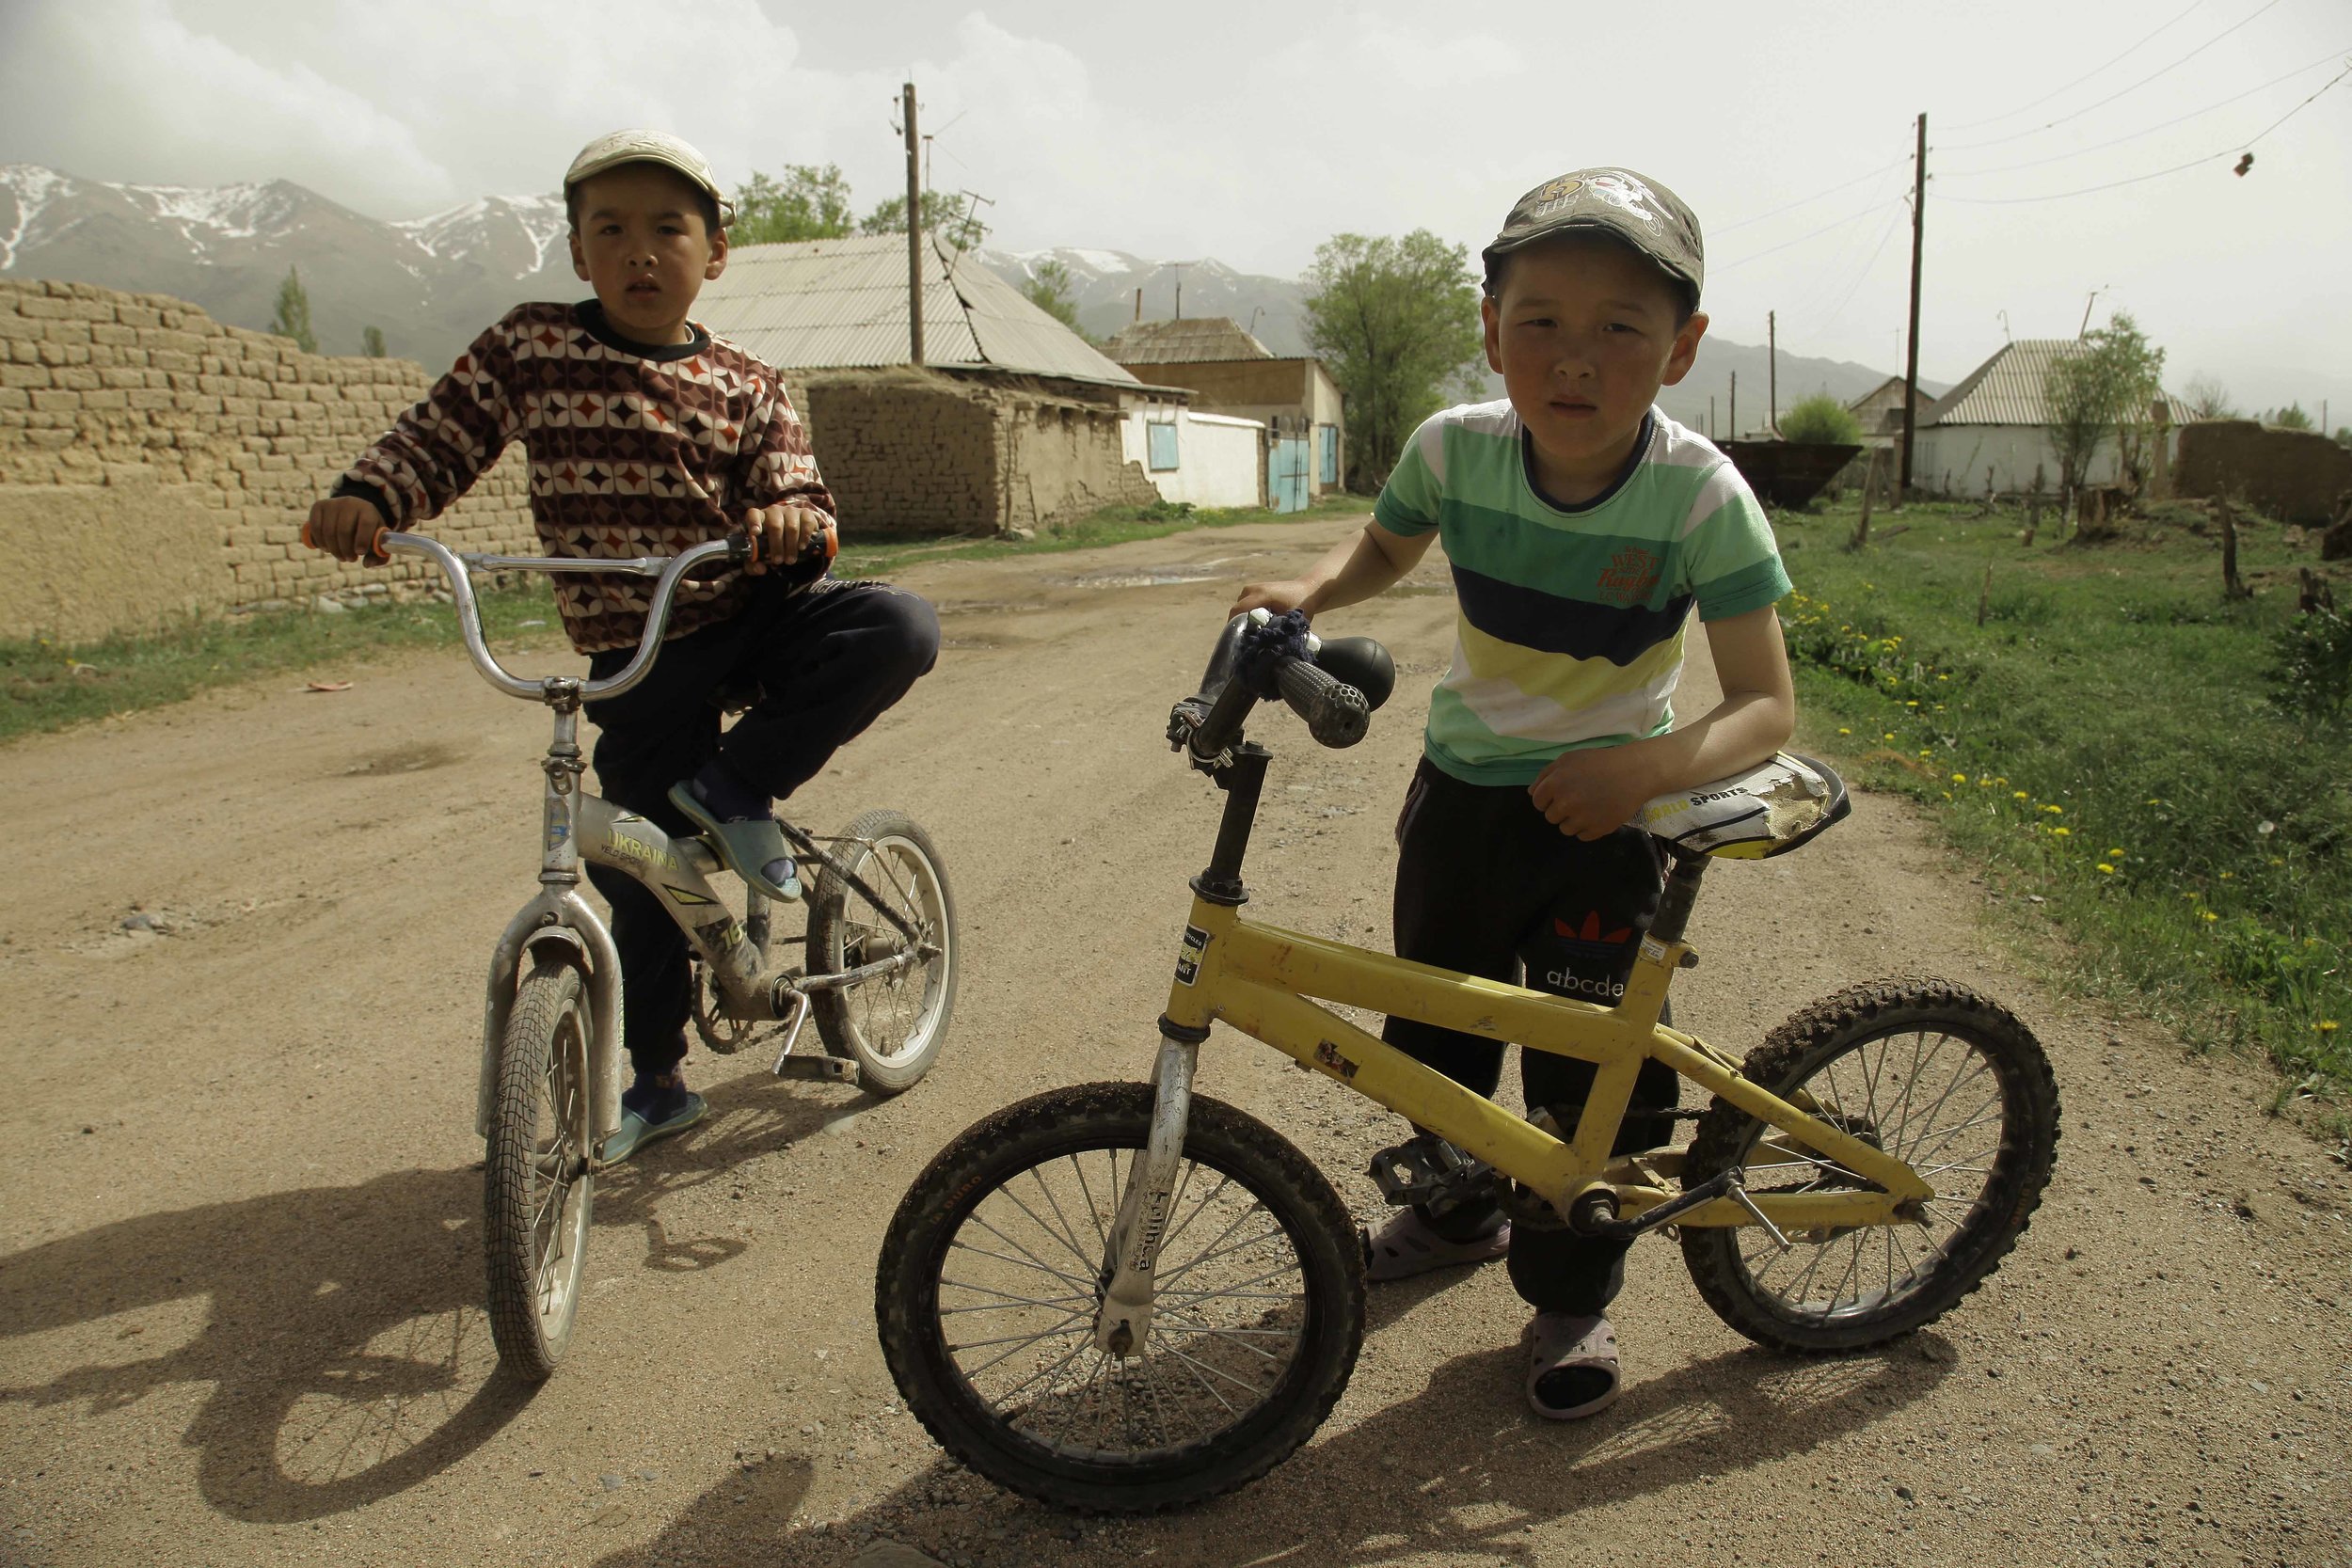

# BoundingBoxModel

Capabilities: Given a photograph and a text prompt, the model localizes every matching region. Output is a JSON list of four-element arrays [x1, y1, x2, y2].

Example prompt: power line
[[1942, 0, 2206, 132], [1936, 60, 2350, 204], [1710, 152, 1911, 237], [1940, 0, 2287, 151], [1807, 205, 1908, 336], [1713, 198, 1908, 275], [1936, 46, 2349, 178]]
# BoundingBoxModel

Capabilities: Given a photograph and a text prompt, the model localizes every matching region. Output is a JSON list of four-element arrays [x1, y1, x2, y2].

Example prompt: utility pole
[[1709, 395, 1716, 440], [1768, 309, 1778, 435], [1899, 111, 1926, 497], [1729, 371, 1738, 441], [902, 82, 924, 366], [1167, 261, 1188, 321]]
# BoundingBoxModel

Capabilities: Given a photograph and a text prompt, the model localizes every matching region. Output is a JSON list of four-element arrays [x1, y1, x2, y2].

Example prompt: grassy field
[[1774, 495, 2349, 1125], [0, 494, 1370, 743]]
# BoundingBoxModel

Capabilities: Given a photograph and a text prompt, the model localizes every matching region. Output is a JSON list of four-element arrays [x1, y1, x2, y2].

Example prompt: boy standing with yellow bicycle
[[1232, 168, 1793, 1419]]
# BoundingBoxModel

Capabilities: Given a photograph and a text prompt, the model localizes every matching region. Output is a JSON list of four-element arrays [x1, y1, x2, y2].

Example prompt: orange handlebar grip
[[369, 526, 390, 563], [300, 517, 315, 550], [822, 520, 839, 563]]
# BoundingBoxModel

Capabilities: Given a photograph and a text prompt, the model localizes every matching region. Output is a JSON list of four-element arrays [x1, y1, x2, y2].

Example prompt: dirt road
[[3, 515, 2346, 1568]]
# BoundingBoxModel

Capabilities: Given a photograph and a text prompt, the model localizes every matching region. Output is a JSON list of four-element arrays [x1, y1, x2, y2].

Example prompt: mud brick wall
[[800, 372, 998, 534], [0, 279, 534, 643], [800, 369, 1157, 537], [2174, 420, 2352, 525], [993, 395, 1160, 532]]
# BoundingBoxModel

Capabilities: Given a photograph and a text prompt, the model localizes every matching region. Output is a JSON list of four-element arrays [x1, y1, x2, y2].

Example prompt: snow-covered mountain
[[3, 165, 1931, 425], [0, 164, 577, 366]]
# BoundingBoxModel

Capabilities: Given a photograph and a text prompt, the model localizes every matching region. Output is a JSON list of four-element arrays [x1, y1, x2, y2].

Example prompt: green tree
[[935, 196, 989, 258], [360, 325, 386, 357], [2044, 310, 2165, 495], [2271, 403, 2313, 431], [269, 265, 316, 355], [2334, 426, 2351, 450], [1303, 230, 1484, 489], [1020, 259, 1089, 340], [731, 165, 856, 245], [1779, 392, 1862, 445], [859, 195, 908, 235]]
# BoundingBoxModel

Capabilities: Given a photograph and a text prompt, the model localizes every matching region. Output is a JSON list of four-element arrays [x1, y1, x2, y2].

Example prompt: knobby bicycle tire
[[1680, 976, 2059, 1352], [485, 957, 596, 1379], [875, 1083, 1364, 1513]]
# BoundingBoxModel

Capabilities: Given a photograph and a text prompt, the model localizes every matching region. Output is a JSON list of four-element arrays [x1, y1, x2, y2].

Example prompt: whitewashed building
[[1120, 399, 1267, 510], [1915, 339, 2191, 499]]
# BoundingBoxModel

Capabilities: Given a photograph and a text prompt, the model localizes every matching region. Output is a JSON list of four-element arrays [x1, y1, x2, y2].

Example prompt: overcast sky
[[4, 0, 2347, 415]]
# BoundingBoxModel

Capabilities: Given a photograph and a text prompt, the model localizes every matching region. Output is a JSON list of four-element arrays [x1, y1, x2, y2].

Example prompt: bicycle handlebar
[[1172, 611, 1392, 762], [377, 531, 744, 702]]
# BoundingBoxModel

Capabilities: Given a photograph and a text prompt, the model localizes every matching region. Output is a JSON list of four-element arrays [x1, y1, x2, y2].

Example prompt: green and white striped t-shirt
[[1373, 401, 1790, 786]]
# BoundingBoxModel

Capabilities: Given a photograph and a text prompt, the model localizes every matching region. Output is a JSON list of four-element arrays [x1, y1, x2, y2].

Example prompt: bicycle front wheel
[[1680, 977, 2059, 1353], [809, 809, 956, 1094], [484, 956, 596, 1379], [875, 1084, 1364, 1513]]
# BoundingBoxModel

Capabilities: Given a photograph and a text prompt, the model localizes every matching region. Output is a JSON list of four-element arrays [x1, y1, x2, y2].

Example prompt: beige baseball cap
[[563, 129, 735, 227]]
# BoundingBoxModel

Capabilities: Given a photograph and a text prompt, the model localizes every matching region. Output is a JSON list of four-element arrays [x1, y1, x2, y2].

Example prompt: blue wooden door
[[1317, 424, 1339, 487], [1269, 437, 1310, 513]]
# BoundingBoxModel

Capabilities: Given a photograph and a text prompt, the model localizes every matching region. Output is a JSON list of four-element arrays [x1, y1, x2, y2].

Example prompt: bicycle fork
[[1093, 1031, 1200, 1357]]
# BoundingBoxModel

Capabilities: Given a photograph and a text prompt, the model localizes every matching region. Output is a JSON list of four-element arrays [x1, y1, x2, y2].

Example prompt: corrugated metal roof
[[1929, 340, 2191, 427], [1102, 316, 1275, 364], [694, 233, 1138, 387]]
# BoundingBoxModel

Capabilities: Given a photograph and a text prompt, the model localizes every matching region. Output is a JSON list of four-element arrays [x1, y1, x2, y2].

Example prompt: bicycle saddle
[[1637, 752, 1849, 860]]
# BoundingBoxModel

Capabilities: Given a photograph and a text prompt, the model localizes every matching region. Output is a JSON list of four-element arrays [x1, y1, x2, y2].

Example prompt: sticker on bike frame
[[1639, 935, 1668, 965], [1174, 925, 1210, 986], [663, 884, 717, 907]]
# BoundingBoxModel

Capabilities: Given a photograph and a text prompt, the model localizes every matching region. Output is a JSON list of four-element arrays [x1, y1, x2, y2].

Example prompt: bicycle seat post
[[538, 676, 587, 892]]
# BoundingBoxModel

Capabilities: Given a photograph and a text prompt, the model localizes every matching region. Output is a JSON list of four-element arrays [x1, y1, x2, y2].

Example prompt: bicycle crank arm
[[1566, 1169, 1740, 1241]]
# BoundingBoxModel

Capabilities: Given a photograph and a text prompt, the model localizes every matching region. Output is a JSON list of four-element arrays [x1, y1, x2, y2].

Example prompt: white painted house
[[1915, 339, 2190, 498], [1120, 397, 1267, 510]]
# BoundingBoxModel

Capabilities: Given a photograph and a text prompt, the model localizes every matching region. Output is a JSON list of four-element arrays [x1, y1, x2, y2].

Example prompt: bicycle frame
[[1094, 740, 1932, 1355], [376, 532, 928, 1158]]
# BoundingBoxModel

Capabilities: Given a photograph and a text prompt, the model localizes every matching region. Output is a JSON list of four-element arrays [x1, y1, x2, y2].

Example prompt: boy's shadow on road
[[0, 1071, 859, 1525], [583, 1274, 1957, 1568]]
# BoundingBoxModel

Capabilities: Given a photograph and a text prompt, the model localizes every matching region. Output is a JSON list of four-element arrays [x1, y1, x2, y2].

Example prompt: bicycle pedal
[[1368, 1134, 1495, 1212], [774, 1054, 859, 1085]]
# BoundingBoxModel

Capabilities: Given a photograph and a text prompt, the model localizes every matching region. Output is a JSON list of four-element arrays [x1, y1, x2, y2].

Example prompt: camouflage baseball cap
[[563, 129, 735, 227], [1483, 168, 1703, 306]]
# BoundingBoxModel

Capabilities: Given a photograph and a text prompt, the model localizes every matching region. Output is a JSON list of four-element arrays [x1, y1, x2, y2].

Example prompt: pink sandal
[[1361, 1208, 1509, 1282], [1523, 1312, 1620, 1420]]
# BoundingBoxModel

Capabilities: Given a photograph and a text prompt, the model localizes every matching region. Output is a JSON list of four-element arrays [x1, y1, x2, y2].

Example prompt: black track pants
[[581, 577, 940, 1074], [1382, 757, 1681, 1315]]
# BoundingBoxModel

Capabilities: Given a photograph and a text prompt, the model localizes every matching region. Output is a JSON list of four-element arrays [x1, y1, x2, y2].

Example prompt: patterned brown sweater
[[338, 300, 832, 653]]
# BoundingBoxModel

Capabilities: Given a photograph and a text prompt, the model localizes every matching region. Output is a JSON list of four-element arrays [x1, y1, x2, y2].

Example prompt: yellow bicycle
[[876, 611, 2058, 1512]]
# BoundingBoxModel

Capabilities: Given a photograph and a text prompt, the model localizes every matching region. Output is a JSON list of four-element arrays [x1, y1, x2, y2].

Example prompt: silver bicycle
[[385, 531, 958, 1379]]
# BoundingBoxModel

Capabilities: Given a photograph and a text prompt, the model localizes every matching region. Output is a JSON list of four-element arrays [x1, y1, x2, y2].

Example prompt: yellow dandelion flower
[[2042, 805, 2063, 816], [1906, 700, 1920, 708], [2052, 827, 2071, 837], [1995, 777, 2010, 786], [2219, 871, 2233, 880], [2108, 848, 2125, 858], [1883, 733, 1897, 741], [2013, 791, 2030, 800], [2096, 864, 2114, 875], [1838, 727, 1851, 736], [2269, 856, 2284, 866], [1937, 673, 1949, 681], [2317, 1021, 2340, 1034], [2201, 911, 2219, 923], [1952, 774, 1969, 784]]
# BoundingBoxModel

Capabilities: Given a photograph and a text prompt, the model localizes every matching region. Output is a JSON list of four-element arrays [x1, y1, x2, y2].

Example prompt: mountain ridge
[[2, 164, 1940, 429]]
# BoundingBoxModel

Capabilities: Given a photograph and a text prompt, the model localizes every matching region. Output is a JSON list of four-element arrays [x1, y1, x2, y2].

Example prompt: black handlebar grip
[[1276, 657, 1370, 748]]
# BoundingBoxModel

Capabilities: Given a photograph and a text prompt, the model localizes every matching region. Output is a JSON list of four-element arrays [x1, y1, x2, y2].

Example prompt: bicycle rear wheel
[[1680, 977, 2058, 1353], [875, 1084, 1364, 1513], [485, 957, 596, 1379], [810, 809, 956, 1094]]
